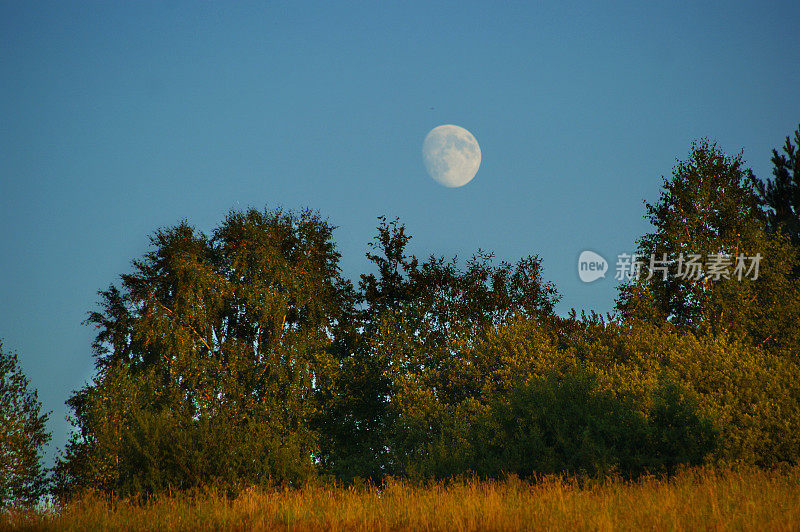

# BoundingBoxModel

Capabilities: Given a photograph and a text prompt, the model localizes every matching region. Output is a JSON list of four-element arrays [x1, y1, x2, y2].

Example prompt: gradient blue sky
[[2, 1, 799, 464]]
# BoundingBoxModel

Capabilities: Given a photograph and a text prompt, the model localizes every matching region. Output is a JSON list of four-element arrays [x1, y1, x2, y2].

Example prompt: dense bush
[[564, 319, 800, 467], [472, 372, 716, 479], [394, 317, 720, 481]]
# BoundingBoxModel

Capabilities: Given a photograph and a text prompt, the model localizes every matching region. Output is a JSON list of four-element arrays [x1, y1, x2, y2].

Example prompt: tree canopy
[[49, 128, 800, 498]]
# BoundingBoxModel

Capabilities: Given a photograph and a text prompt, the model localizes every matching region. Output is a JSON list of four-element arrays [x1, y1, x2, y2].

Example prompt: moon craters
[[422, 125, 481, 188]]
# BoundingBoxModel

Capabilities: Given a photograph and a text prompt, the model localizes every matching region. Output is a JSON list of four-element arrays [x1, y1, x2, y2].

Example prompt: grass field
[[4, 467, 799, 531]]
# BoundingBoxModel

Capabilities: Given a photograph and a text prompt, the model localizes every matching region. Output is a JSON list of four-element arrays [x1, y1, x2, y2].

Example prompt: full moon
[[422, 124, 481, 187]]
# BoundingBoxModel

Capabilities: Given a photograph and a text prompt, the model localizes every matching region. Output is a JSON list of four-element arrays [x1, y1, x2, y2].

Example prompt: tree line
[[2, 125, 799, 506]]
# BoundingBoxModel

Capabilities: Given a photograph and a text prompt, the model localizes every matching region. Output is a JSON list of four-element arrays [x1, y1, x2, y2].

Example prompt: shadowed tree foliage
[[468, 372, 716, 479], [314, 218, 416, 483], [756, 124, 800, 275], [317, 217, 561, 482], [53, 208, 354, 498], [0, 341, 50, 508]]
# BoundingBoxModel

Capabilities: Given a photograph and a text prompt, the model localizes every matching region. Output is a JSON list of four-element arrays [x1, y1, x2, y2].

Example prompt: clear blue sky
[[2, 1, 799, 464]]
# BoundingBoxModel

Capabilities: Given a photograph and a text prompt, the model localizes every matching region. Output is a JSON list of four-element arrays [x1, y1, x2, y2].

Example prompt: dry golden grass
[[4, 467, 799, 531]]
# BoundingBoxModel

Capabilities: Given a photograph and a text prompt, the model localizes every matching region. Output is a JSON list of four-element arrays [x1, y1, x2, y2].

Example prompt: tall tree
[[54, 207, 353, 497], [315, 218, 418, 482], [616, 140, 800, 352], [0, 341, 50, 508]]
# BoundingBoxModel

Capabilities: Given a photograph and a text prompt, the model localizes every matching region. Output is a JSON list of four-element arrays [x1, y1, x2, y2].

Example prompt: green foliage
[[566, 319, 800, 467], [616, 139, 800, 354], [607, 137, 800, 468], [56, 161, 800, 497], [410, 310, 795, 478], [400, 317, 718, 481], [54, 208, 352, 498], [0, 340, 50, 508]]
